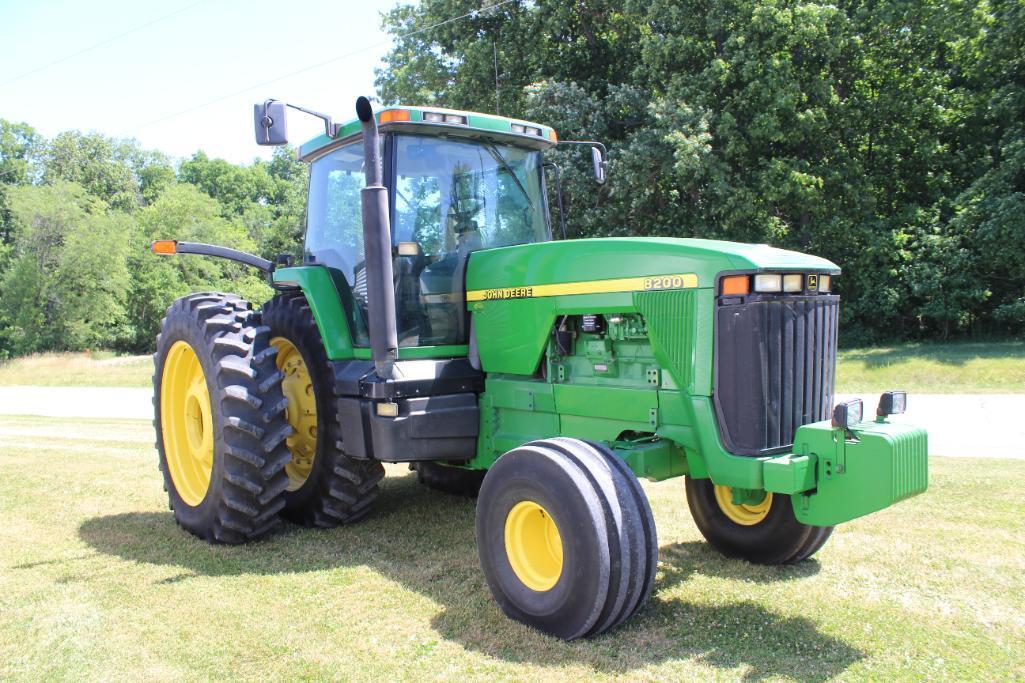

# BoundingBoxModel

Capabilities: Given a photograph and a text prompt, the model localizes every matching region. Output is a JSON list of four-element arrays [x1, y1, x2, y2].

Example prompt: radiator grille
[[715, 295, 839, 455]]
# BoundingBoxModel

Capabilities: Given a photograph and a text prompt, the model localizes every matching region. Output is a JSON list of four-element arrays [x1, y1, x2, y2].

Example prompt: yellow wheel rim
[[271, 337, 317, 492], [714, 485, 773, 526], [504, 501, 564, 591], [160, 341, 214, 507]]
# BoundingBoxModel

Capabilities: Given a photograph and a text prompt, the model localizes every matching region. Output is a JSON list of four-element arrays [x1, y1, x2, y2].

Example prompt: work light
[[511, 123, 543, 136], [877, 391, 907, 417], [832, 399, 864, 429], [424, 112, 446, 123], [753, 274, 783, 292]]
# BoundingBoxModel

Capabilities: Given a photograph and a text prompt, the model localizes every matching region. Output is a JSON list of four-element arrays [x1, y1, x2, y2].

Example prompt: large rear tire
[[476, 438, 657, 640], [685, 477, 833, 564], [261, 292, 384, 527], [153, 293, 291, 543]]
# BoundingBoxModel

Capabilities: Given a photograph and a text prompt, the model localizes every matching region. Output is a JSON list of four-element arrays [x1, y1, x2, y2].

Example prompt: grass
[[1, 415, 1022, 681], [0, 352, 151, 388], [4, 341, 1024, 394], [836, 340, 1025, 394]]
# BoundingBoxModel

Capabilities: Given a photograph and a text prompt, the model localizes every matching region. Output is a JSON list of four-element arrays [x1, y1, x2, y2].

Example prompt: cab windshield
[[304, 133, 549, 349]]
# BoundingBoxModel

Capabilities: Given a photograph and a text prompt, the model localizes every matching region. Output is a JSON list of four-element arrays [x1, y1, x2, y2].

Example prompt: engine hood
[[465, 237, 840, 293]]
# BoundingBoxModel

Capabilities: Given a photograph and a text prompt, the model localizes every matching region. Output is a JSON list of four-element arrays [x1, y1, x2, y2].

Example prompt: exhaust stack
[[356, 96, 398, 380]]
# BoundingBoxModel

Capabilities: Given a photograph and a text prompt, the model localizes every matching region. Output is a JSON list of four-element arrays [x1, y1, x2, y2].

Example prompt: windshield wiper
[[484, 144, 533, 210]]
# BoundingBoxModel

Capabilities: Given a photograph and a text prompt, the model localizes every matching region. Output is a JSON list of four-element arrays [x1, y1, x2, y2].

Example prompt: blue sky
[[0, 0, 407, 163]]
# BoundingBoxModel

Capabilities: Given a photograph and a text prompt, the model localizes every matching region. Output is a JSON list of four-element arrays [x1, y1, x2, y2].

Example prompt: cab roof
[[298, 105, 558, 161]]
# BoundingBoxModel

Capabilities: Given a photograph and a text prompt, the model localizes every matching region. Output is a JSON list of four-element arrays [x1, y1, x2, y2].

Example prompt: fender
[[272, 265, 356, 359]]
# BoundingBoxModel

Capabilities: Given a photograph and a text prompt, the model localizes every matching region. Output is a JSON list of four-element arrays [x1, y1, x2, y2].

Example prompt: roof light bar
[[423, 111, 467, 125]]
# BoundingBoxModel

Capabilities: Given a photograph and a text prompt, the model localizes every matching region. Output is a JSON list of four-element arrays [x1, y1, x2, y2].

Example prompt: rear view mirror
[[254, 100, 288, 146], [591, 146, 606, 184]]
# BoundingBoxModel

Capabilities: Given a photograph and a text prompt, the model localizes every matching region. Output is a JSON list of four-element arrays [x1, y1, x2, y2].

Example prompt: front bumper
[[761, 418, 928, 526]]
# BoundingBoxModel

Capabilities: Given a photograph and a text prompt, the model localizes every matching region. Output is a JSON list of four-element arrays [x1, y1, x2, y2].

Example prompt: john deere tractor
[[150, 96, 928, 640]]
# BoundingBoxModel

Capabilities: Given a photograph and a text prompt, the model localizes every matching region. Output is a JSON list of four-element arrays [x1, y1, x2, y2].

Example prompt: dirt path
[[0, 386, 152, 420], [0, 386, 1020, 458]]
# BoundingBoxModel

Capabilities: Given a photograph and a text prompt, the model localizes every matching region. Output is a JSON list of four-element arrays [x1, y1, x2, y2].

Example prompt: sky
[[0, 0, 408, 164]]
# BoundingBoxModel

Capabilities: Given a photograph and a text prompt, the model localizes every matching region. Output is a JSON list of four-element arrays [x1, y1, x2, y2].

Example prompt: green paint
[[352, 345, 469, 360], [613, 436, 688, 481], [271, 265, 354, 359], [789, 418, 929, 526]]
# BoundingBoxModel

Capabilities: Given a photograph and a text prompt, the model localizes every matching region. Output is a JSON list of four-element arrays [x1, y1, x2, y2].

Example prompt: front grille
[[715, 295, 839, 455]]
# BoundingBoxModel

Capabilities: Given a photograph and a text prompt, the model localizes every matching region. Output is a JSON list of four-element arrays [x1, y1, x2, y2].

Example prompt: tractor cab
[[295, 106, 558, 354]]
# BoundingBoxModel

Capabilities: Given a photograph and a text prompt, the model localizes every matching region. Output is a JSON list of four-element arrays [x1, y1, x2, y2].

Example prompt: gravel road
[[0, 386, 1020, 459]]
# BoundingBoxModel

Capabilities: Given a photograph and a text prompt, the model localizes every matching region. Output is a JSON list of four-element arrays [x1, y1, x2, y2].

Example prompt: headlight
[[818, 275, 831, 292], [753, 274, 783, 292], [783, 274, 803, 292]]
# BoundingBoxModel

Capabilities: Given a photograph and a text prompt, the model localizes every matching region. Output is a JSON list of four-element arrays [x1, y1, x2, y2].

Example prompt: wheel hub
[[272, 337, 318, 491], [714, 484, 772, 526], [160, 341, 214, 506], [504, 500, 564, 591]]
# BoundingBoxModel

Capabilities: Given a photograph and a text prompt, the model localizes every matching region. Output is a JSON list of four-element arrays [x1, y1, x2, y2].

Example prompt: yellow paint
[[466, 273, 698, 302], [714, 485, 773, 525], [504, 500, 564, 591], [160, 341, 213, 506], [272, 337, 318, 491]]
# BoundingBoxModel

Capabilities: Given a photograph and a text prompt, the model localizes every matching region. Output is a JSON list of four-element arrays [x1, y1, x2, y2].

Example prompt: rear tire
[[476, 438, 657, 640], [153, 293, 290, 543], [412, 461, 486, 497], [685, 477, 833, 564], [261, 292, 384, 527]]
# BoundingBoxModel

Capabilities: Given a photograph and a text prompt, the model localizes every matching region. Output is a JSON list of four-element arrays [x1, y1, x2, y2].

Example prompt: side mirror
[[254, 100, 288, 146], [591, 146, 606, 184]]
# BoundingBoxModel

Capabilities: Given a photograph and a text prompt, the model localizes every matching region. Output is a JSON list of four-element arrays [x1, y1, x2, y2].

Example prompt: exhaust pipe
[[356, 96, 398, 380]]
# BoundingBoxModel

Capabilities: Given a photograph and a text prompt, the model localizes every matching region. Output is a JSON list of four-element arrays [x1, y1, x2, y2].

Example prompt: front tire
[[153, 293, 291, 543], [685, 477, 833, 564], [261, 292, 384, 527], [476, 438, 657, 640]]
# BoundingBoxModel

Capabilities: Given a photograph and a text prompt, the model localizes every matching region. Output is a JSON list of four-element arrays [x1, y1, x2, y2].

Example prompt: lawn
[[0, 352, 151, 388], [836, 341, 1025, 394], [2, 342, 1023, 394], [1, 415, 1022, 681]]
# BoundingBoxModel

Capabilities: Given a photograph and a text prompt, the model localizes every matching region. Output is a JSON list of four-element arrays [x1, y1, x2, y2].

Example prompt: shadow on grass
[[840, 341, 1025, 369], [77, 473, 861, 679]]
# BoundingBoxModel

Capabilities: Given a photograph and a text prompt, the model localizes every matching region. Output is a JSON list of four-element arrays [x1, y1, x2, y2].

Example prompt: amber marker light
[[548, 129, 559, 142], [151, 240, 177, 255], [379, 109, 411, 123], [721, 275, 750, 296]]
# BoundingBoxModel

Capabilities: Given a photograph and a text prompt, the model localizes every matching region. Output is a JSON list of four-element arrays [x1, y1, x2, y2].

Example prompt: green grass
[[0, 352, 151, 388], [4, 341, 1025, 394], [836, 341, 1025, 394], [1, 415, 1022, 681]]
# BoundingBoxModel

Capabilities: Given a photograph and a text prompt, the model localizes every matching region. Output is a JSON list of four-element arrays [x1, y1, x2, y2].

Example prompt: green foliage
[[0, 120, 299, 357], [376, 0, 1025, 341], [0, 183, 130, 354], [0, 0, 1021, 355]]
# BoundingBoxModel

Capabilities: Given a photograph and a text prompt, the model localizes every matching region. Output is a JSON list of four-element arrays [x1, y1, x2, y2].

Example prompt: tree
[[125, 183, 272, 350], [0, 182, 130, 354]]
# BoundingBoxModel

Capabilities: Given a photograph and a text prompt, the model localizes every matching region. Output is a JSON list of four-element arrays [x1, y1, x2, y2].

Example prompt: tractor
[[150, 96, 928, 640]]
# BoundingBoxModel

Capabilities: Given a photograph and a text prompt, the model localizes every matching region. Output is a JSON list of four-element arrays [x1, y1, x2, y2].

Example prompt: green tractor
[[150, 96, 928, 640]]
